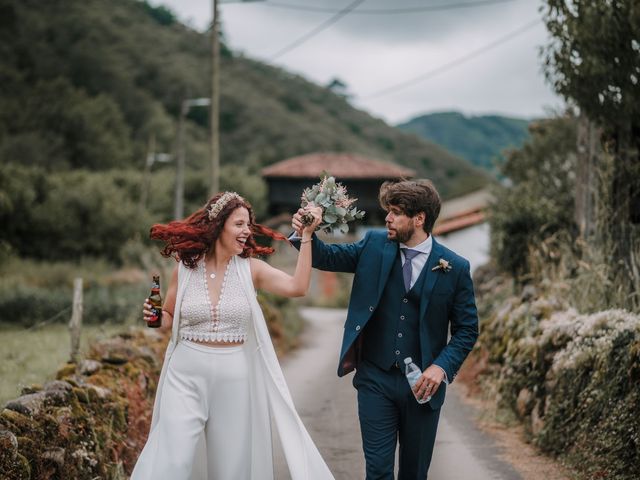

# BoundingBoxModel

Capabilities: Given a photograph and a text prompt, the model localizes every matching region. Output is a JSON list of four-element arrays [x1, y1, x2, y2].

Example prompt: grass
[[0, 321, 137, 405]]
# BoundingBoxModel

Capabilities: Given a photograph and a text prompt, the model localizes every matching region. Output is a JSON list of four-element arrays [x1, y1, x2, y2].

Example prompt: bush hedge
[[474, 268, 640, 479], [0, 284, 147, 327]]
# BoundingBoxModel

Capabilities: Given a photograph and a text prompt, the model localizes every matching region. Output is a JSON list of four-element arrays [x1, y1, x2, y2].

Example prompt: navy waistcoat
[[361, 252, 428, 370]]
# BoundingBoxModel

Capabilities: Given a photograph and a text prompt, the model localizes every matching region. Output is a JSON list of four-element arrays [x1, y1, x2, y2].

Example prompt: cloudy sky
[[149, 0, 564, 124]]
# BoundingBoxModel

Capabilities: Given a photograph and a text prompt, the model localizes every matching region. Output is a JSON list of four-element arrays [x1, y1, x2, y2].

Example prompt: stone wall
[[0, 295, 301, 479]]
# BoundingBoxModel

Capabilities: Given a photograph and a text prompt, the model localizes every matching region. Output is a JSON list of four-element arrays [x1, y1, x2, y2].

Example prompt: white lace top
[[179, 258, 251, 343]]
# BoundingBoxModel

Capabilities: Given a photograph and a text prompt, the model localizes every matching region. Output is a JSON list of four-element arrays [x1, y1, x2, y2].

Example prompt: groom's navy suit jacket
[[304, 229, 479, 409]]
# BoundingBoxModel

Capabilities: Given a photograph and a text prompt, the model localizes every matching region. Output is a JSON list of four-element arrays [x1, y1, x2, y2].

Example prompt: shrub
[[476, 282, 640, 479], [0, 284, 146, 327]]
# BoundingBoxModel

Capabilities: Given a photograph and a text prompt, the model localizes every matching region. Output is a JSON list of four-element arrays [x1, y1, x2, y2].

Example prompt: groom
[[292, 179, 479, 479]]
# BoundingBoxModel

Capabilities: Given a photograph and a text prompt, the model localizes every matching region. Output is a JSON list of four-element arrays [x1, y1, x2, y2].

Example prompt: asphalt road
[[274, 307, 523, 480]]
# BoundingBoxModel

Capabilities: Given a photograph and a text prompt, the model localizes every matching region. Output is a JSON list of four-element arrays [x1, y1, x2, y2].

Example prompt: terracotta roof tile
[[433, 210, 486, 235], [261, 152, 415, 179]]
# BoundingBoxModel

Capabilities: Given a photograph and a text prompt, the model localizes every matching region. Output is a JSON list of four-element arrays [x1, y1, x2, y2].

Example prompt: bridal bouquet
[[300, 175, 365, 234]]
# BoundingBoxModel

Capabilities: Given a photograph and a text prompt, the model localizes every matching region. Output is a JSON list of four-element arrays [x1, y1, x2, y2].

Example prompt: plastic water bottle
[[404, 357, 428, 404]]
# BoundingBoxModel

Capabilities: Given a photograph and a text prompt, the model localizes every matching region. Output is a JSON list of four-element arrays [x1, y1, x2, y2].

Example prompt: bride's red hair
[[150, 193, 288, 269]]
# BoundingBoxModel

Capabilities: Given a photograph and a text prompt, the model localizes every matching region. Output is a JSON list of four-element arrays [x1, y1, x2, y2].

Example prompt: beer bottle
[[147, 275, 163, 328]]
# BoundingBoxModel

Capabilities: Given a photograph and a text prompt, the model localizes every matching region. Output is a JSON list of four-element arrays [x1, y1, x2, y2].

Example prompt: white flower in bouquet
[[300, 175, 365, 234]]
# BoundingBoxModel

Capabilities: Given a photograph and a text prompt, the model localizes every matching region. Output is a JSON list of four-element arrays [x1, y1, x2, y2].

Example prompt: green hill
[[397, 111, 531, 174], [0, 0, 488, 261]]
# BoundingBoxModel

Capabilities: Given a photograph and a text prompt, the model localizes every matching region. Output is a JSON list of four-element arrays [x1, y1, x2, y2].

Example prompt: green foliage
[[0, 164, 151, 262], [0, 0, 488, 263], [398, 111, 531, 173], [0, 78, 133, 170], [0, 257, 149, 326], [490, 116, 578, 278], [542, 1, 640, 308], [220, 165, 269, 219], [141, 1, 177, 26], [543, 0, 640, 129], [0, 284, 145, 327], [218, 57, 489, 198]]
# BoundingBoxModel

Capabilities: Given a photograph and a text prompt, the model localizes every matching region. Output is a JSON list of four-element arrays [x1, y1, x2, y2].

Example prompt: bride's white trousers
[[131, 341, 251, 479]]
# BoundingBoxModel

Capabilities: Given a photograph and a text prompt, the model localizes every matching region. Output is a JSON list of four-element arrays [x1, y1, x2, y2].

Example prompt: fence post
[[69, 277, 83, 363]]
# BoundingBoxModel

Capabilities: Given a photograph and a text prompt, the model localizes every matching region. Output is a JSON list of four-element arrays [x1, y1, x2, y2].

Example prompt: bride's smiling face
[[218, 207, 251, 255]]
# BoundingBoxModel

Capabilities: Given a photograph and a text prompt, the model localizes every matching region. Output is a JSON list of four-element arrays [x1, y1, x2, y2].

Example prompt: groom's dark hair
[[379, 179, 441, 233]]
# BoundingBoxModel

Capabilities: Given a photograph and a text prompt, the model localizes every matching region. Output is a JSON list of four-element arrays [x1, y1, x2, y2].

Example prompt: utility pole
[[210, 0, 220, 196], [209, 0, 262, 197]]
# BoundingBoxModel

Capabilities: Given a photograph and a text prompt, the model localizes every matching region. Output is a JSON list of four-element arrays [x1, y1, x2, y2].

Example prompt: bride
[[131, 191, 334, 480]]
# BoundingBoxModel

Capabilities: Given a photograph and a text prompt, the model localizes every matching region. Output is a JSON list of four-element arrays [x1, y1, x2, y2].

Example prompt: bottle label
[[150, 307, 160, 322]]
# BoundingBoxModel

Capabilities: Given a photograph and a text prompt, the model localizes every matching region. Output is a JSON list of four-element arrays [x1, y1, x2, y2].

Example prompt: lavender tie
[[402, 249, 420, 292]]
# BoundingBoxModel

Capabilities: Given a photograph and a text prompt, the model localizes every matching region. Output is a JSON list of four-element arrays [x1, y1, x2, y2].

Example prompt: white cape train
[[133, 255, 335, 479]]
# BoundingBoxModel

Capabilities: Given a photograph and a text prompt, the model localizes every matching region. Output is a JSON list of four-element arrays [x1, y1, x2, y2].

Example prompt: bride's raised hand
[[301, 206, 322, 236]]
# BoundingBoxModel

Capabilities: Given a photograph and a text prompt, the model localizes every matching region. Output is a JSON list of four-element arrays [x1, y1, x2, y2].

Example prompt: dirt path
[[274, 307, 543, 479]]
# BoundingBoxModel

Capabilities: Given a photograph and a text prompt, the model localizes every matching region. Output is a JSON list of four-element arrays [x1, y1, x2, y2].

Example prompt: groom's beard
[[387, 223, 415, 244]]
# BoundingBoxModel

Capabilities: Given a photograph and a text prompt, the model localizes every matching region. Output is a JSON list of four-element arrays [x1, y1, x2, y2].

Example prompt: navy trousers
[[353, 360, 441, 480]]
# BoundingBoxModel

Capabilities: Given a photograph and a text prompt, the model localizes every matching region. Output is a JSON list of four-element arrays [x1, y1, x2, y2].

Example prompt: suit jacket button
[[402, 298, 408, 303], [355, 325, 361, 331], [369, 306, 374, 312]]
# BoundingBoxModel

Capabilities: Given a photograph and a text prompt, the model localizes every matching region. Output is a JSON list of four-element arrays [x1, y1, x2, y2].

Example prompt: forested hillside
[[0, 0, 487, 262], [397, 111, 531, 173]]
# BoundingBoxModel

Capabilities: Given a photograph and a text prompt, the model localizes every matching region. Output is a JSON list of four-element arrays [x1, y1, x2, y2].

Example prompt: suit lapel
[[419, 238, 444, 320], [377, 240, 398, 299]]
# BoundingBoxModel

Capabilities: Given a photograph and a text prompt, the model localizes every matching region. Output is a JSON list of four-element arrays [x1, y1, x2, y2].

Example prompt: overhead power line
[[269, 0, 365, 60], [264, 0, 517, 14], [360, 17, 542, 100]]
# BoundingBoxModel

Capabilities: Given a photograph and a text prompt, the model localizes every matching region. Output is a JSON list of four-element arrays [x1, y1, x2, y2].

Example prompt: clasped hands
[[292, 206, 323, 237], [413, 365, 445, 402]]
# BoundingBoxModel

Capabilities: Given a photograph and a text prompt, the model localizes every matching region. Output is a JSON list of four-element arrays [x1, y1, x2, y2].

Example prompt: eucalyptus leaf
[[325, 205, 338, 215], [323, 213, 338, 223], [334, 206, 347, 216]]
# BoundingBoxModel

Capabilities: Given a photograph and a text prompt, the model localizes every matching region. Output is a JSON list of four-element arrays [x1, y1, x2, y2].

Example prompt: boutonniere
[[432, 258, 452, 273]]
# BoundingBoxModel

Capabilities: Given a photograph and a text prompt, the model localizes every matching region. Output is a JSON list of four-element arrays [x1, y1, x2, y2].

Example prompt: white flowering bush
[[478, 283, 640, 480], [537, 309, 640, 478]]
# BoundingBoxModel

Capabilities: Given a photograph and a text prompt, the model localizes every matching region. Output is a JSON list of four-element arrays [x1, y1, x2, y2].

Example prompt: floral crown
[[207, 192, 243, 220]]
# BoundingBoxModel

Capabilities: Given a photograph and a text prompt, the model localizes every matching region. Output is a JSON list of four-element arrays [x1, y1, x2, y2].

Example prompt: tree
[[543, 0, 640, 299], [543, 1, 639, 130], [490, 116, 577, 278]]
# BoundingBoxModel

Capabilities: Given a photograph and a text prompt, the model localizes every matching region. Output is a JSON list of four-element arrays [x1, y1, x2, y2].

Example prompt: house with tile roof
[[261, 152, 415, 224]]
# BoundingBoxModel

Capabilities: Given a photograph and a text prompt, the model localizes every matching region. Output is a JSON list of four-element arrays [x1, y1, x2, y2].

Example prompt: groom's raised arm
[[290, 231, 370, 273]]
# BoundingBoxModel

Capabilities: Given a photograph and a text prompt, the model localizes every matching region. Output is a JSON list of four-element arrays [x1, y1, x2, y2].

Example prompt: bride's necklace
[[206, 258, 229, 280]]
